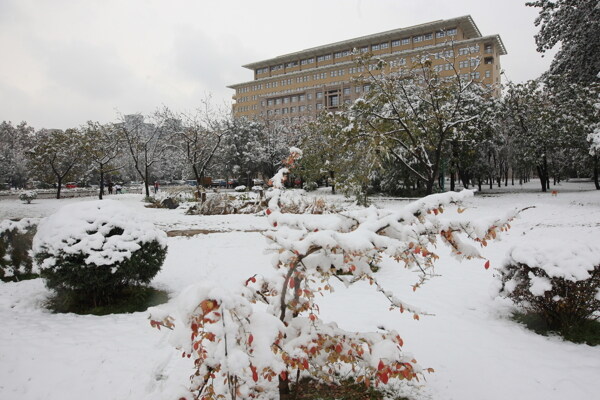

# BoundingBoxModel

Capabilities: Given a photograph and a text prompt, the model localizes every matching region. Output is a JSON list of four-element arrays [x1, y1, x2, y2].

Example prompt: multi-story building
[[228, 15, 506, 120]]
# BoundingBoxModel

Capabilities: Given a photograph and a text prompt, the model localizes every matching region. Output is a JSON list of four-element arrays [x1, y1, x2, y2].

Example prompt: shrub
[[19, 190, 37, 204], [151, 148, 515, 400], [235, 185, 247, 192], [0, 218, 39, 280], [303, 181, 318, 191], [496, 241, 600, 333], [187, 193, 265, 215], [33, 200, 168, 307]]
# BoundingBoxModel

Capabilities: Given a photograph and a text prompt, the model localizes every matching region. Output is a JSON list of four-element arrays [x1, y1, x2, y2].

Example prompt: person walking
[[108, 181, 113, 195], [154, 181, 159, 194]]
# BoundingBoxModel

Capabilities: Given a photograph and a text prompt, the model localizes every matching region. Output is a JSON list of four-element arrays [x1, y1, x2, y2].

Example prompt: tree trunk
[[329, 171, 335, 194], [144, 165, 150, 197], [450, 171, 455, 192], [593, 156, 600, 190], [99, 168, 104, 200], [477, 178, 482, 192], [537, 165, 547, 192], [56, 178, 62, 199]]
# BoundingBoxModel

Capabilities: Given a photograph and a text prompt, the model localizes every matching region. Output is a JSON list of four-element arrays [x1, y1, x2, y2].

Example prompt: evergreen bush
[[0, 218, 39, 280], [33, 200, 168, 307], [18, 190, 37, 204], [497, 242, 600, 333]]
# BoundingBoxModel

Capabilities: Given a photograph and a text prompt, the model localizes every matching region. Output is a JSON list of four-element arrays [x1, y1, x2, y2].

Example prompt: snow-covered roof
[[241, 15, 483, 70]]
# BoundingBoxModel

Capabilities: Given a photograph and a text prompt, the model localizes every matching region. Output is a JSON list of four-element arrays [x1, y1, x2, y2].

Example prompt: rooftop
[[242, 15, 485, 70]]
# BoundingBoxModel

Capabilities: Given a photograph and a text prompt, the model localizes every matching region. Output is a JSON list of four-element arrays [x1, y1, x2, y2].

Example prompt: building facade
[[228, 15, 506, 120]]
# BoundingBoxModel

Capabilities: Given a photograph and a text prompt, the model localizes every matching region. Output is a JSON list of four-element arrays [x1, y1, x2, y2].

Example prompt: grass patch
[[513, 312, 600, 346], [47, 286, 169, 316], [1, 273, 40, 283], [289, 378, 409, 400]]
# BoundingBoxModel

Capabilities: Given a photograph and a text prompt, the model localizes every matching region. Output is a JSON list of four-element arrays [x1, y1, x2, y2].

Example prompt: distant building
[[228, 15, 506, 120]]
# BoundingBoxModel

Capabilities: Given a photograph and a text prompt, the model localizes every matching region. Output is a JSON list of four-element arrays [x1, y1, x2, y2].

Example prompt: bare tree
[[172, 102, 227, 197], [82, 121, 123, 199], [27, 128, 86, 199], [116, 110, 173, 197]]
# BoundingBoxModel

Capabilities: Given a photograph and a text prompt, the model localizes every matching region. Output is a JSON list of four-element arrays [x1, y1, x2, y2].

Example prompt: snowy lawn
[[1, 181, 599, 400]]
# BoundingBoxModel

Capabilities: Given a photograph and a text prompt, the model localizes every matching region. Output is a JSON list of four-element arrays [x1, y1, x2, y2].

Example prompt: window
[[290, 106, 297, 113], [424, 33, 433, 40], [299, 105, 306, 112], [485, 44, 493, 54], [413, 35, 423, 43], [459, 60, 469, 68], [307, 93, 312, 100], [286, 61, 298, 68], [484, 57, 494, 64], [299, 94, 306, 101], [343, 87, 351, 95], [334, 50, 350, 58], [446, 28, 457, 36], [291, 96, 298, 103], [282, 108, 289, 114], [329, 95, 339, 107], [284, 97, 290, 104], [267, 99, 274, 106], [485, 70, 491, 78], [360, 46, 369, 53], [401, 38, 410, 45], [275, 98, 282, 105], [363, 84, 371, 92], [270, 64, 283, 72], [316, 103, 323, 110], [380, 42, 389, 49], [355, 86, 362, 93], [470, 71, 480, 79], [372, 44, 380, 51], [436, 31, 446, 38], [316, 92, 323, 99], [301, 58, 314, 65], [317, 54, 332, 62], [392, 39, 401, 47], [330, 70, 338, 77]]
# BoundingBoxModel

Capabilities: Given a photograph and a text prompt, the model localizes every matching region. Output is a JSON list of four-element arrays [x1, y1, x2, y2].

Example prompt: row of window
[[240, 55, 491, 95], [256, 28, 458, 76]]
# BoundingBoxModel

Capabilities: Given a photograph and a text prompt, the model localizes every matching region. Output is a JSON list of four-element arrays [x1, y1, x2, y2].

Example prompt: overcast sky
[[0, 0, 556, 129]]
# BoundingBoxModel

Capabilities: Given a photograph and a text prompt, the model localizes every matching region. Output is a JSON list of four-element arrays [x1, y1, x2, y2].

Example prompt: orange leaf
[[335, 344, 343, 353], [289, 279, 295, 288], [251, 365, 258, 382], [484, 260, 490, 270], [377, 360, 385, 371], [248, 334, 254, 346], [280, 371, 287, 381], [380, 372, 389, 384]]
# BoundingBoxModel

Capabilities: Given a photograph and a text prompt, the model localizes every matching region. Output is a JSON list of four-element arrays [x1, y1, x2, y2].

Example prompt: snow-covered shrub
[[235, 185, 247, 192], [152, 148, 516, 399], [497, 241, 600, 331], [33, 200, 168, 306], [18, 190, 37, 204], [302, 181, 318, 191], [187, 193, 265, 215], [0, 218, 39, 280]]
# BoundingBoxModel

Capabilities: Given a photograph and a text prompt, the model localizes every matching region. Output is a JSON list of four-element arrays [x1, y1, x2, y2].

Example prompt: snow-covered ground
[[1, 180, 599, 400]]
